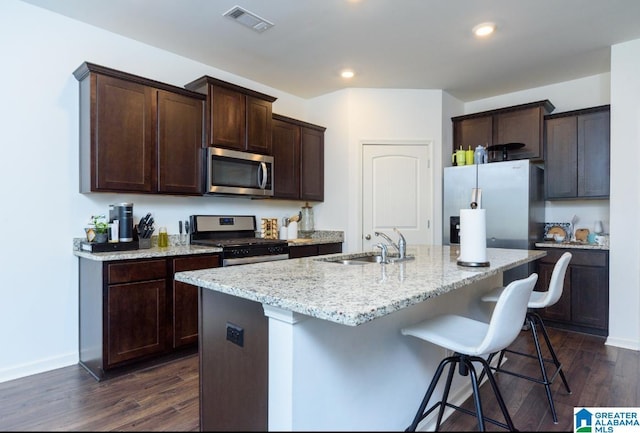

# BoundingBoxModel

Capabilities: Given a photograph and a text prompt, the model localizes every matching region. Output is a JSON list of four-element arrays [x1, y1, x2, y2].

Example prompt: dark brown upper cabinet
[[272, 114, 326, 202], [184, 76, 277, 155], [73, 62, 205, 195], [452, 100, 555, 162], [545, 105, 610, 200]]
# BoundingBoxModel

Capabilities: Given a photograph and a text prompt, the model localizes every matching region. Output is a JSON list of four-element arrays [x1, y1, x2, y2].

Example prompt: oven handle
[[258, 162, 267, 189], [223, 253, 289, 267]]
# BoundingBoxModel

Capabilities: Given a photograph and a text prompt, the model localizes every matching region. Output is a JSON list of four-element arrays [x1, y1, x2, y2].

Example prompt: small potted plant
[[85, 215, 109, 243]]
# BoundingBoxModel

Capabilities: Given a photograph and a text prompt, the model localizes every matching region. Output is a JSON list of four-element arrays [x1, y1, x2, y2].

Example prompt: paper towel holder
[[456, 205, 490, 268], [457, 258, 490, 267]]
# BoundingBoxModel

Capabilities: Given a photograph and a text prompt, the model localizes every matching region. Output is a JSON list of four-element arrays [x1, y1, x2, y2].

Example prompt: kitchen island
[[175, 245, 545, 431]]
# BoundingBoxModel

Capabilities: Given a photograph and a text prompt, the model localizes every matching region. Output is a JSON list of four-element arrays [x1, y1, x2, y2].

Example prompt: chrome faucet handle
[[393, 227, 407, 258]]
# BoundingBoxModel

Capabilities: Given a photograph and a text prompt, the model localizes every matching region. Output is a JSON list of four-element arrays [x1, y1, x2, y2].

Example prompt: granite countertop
[[73, 230, 344, 261], [174, 245, 545, 327], [535, 241, 609, 251]]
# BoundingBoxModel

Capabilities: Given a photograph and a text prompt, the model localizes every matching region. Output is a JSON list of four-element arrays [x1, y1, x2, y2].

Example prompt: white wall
[[308, 88, 445, 252], [2, 0, 638, 383], [608, 38, 640, 349], [0, 0, 323, 383]]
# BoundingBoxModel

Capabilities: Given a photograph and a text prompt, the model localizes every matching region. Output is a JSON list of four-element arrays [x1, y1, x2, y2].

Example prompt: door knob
[[365, 234, 371, 240]]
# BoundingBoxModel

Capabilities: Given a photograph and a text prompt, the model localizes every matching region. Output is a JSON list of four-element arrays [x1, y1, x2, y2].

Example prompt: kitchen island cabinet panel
[[199, 289, 268, 431]]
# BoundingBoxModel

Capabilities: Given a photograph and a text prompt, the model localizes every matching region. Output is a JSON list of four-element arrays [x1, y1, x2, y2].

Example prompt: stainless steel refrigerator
[[443, 159, 544, 284]]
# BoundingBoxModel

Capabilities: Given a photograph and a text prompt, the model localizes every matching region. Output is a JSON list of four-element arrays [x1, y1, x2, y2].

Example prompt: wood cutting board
[[575, 228, 590, 242]]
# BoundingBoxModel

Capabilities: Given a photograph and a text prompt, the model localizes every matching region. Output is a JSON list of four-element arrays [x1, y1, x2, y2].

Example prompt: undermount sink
[[320, 253, 415, 265]]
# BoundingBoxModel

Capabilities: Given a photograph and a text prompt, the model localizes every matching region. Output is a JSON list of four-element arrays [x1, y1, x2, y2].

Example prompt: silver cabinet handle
[[365, 234, 371, 240]]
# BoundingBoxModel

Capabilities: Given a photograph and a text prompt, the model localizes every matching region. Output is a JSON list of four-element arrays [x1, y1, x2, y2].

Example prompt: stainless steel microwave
[[206, 147, 274, 197]]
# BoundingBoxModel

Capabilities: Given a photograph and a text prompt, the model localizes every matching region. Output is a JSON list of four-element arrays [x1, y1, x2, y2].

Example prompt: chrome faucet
[[375, 243, 389, 263], [375, 228, 407, 259]]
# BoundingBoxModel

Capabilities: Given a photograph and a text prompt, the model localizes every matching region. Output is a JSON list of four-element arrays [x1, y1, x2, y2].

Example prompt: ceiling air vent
[[223, 6, 274, 33]]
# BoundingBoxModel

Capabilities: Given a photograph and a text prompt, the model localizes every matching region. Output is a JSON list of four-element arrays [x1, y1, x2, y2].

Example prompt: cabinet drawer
[[537, 248, 608, 267], [107, 259, 167, 284], [173, 254, 220, 272]]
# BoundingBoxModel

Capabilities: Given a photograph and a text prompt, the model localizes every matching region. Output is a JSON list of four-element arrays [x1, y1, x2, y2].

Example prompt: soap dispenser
[[299, 202, 314, 237]]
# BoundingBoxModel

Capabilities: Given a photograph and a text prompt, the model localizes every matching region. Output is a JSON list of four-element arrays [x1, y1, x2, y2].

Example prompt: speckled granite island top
[[175, 245, 545, 327]]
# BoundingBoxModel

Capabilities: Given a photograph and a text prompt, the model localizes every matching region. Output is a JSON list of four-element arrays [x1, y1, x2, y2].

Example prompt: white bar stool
[[401, 273, 538, 431], [480, 252, 572, 424]]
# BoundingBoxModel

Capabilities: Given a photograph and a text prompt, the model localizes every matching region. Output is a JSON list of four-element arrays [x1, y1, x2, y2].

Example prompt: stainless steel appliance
[[189, 215, 289, 266], [108, 202, 134, 242], [443, 159, 544, 284], [205, 147, 274, 197]]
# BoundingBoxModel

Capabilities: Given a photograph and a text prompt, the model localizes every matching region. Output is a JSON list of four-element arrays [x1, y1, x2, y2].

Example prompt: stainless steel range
[[189, 215, 289, 266]]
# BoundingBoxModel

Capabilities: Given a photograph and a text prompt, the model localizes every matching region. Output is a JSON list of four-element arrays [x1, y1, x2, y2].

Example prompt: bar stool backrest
[[475, 273, 538, 356], [530, 252, 572, 309]]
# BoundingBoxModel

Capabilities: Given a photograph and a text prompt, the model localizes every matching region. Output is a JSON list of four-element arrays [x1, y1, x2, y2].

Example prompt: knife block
[[138, 238, 151, 249]]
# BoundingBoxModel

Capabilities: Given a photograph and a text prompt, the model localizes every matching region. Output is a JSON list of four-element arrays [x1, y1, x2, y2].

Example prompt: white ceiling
[[21, 0, 640, 101]]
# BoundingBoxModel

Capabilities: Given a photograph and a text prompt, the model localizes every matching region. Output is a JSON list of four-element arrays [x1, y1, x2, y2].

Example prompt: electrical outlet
[[226, 322, 244, 347]]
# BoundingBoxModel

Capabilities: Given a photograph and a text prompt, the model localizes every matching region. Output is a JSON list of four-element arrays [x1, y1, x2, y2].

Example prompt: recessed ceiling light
[[341, 70, 355, 79], [472, 22, 496, 38]]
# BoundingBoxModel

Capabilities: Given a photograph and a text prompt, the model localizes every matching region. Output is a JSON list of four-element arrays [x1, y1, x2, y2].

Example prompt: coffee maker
[[109, 202, 134, 242]]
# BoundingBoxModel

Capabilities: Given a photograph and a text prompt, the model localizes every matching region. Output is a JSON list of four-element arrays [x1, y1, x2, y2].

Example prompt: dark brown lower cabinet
[[79, 253, 220, 380], [289, 242, 342, 259], [535, 248, 609, 336]]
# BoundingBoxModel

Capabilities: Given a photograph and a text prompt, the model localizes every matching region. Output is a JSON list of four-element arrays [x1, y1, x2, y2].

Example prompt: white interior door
[[362, 143, 432, 251]]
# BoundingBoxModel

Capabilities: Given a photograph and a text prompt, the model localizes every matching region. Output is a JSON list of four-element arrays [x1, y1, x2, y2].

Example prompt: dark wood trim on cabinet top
[[272, 113, 327, 132], [73, 62, 206, 100], [451, 99, 555, 121], [184, 75, 277, 103], [544, 104, 610, 120]]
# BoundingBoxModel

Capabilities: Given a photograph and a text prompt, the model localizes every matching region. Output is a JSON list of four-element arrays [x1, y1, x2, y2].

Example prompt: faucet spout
[[374, 231, 400, 256]]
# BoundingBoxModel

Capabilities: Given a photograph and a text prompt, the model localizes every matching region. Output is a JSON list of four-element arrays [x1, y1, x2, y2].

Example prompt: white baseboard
[[0, 352, 78, 384], [605, 336, 640, 351]]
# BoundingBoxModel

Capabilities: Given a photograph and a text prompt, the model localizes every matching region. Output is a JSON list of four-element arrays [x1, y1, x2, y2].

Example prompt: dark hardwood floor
[[0, 327, 637, 431]]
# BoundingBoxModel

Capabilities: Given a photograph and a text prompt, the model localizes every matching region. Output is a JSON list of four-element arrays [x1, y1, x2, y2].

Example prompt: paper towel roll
[[457, 208, 490, 267]]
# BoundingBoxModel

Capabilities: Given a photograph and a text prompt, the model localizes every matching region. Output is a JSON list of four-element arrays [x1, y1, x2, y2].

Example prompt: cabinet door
[[495, 106, 544, 160], [272, 118, 300, 199], [570, 264, 609, 330], [210, 84, 245, 150], [157, 90, 204, 194], [453, 116, 493, 155], [93, 74, 155, 192], [106, 279, 167, 366], [246, 96, 273, 155], [289, 245, 318, 258], [300, 126, 324, 201], [171, 254, 220, 349], [545, 116, 578, 199], [578, 110, 610, 197]]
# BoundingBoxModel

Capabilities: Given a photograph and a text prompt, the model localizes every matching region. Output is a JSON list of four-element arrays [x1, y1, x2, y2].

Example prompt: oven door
[[206, 147, 274, 197]]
